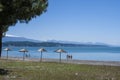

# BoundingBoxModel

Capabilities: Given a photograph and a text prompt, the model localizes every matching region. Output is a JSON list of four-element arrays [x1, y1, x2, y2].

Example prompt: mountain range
[[3, 36, 106, 45], [2, 35, 108, 47], [2, 36, 40, 42]]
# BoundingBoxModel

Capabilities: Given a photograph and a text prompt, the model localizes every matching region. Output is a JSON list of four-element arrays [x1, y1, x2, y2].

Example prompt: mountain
[[2, 41, 109, 47], [2, 36, 40, 42], [2, 35, 109, 47], [46, 40, 81, 44], [46, 40, 108, 46]]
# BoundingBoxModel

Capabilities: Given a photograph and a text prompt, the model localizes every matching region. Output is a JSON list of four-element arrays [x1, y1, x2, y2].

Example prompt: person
[[66, 54, 72, 60], [25, 53, 30, 58]]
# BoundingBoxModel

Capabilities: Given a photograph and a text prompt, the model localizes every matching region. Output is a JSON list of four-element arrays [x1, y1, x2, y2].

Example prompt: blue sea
[[2, 46, 120, 61]]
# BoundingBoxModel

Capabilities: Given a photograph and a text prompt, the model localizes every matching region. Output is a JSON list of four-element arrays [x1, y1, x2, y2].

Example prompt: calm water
[[2, 46, 120, 61]]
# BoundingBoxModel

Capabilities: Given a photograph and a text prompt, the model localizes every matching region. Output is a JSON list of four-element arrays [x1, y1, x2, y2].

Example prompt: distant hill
[[2, 36, 109, 47], [2, 41, 108, 47], [2, 36, 40, 42]]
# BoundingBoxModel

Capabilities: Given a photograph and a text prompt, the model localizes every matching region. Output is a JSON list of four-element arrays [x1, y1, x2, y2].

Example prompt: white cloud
[[6, 34, 20, 37]]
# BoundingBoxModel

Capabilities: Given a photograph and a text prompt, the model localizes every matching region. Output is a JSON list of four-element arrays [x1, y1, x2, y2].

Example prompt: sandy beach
[[1, 56, 120, 66]]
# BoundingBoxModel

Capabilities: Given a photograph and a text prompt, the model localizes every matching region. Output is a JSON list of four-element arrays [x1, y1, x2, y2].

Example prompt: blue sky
[[7, 0, 120, 45]]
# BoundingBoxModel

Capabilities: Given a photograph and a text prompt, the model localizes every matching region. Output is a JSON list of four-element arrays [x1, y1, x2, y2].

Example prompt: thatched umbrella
[[54, 49, 67, 62], [19, 48, 28, 61], [38, 48, 47, 62], [4, 48, 11, 59]]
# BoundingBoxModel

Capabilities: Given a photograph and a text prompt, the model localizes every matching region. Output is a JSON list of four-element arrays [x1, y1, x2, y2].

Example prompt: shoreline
[[1, 56, 120, 66]]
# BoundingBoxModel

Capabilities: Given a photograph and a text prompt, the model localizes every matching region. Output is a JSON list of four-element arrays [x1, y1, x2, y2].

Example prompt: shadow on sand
[[0, 69, 9, 75]]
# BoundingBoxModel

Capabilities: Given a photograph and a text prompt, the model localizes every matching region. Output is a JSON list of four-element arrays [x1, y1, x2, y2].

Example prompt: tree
[[0, 0, 48, 57]]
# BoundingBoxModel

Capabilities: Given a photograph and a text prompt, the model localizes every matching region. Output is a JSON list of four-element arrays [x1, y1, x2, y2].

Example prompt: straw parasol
[[38, 48, 47, 62], [19, 48, 28, 61], [54, 49, 67, 62], [4, 48, 11, 59]]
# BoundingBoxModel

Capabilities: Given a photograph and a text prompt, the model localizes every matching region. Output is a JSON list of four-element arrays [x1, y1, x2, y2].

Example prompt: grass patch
[[0, 59, 120, 80]]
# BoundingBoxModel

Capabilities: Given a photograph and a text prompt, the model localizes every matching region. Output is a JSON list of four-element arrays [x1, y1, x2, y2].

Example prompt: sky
[[7, 0, 120, 46]]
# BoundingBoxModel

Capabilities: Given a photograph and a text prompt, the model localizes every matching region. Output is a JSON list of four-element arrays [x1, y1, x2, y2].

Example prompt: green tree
[[0, 0, 48, 57]]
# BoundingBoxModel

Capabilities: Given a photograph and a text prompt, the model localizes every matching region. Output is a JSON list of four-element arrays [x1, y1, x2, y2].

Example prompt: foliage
[[0, 0, 48, 33]]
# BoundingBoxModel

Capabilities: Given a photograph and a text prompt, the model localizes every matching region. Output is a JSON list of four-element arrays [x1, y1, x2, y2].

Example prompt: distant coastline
[[3, 35, 118, 47], [2, 41, 109, 47]]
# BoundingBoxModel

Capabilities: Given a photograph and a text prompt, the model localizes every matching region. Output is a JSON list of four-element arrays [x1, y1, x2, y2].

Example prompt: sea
[[2, 46, 120, 61]]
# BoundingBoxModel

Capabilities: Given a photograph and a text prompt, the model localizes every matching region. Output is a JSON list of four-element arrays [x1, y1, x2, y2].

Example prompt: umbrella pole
[[23, 52, 25, 61], [7, 51, 8, 60], [40, 52, 42, 62], [60, 52, 61, 62]]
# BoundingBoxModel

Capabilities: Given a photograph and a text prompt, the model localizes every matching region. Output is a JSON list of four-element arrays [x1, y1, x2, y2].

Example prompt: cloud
[[6, 34, 20, 37]]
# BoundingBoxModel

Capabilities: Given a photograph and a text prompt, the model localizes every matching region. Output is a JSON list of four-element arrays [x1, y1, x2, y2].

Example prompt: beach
[[1, 56, 120, 66]]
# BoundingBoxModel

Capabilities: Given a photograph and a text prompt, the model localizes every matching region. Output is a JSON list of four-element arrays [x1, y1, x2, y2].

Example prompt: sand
[[1, 56, 120, 66]]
